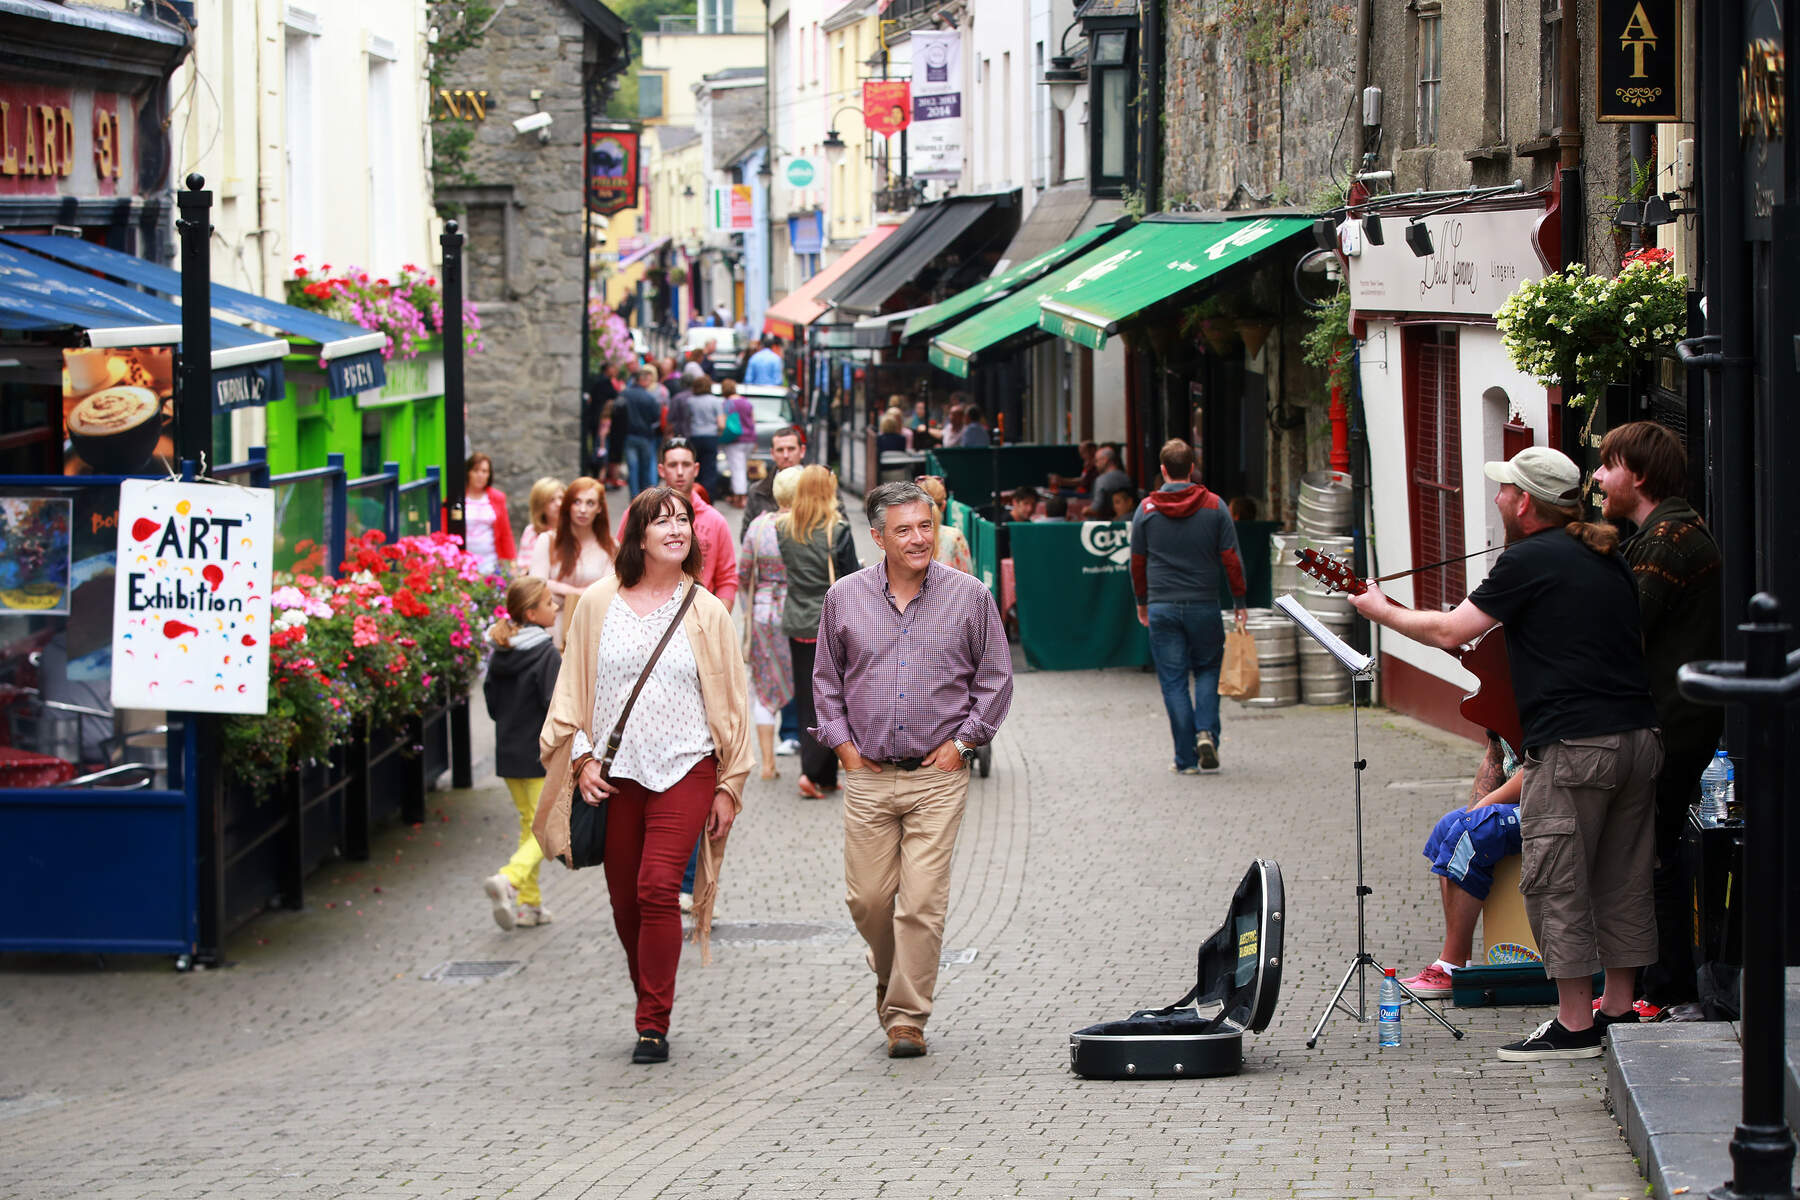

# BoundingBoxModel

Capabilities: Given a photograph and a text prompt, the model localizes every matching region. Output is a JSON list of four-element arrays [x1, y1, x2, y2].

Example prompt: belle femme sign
[[1596, 0, 1681, 122]]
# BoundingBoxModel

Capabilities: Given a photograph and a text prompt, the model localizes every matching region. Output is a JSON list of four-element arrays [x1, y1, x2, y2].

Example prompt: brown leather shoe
[[886, 1024, 926, 1058]]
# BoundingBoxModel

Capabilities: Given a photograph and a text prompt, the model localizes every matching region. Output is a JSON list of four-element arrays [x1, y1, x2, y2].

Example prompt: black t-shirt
[[1467, 527, 1658, 750]]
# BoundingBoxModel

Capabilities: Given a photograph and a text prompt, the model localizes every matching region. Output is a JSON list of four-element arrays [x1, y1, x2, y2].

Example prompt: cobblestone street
[[1, 650, 1646, 1199]]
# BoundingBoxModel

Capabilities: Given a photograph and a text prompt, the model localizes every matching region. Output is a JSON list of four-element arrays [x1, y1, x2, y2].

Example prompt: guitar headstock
[[1295, 548, 1367, 595]]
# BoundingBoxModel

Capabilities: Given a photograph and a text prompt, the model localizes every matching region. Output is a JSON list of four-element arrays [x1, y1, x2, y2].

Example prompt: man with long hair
[[1594, 421, 1722, 1011], [1349, 447, 1661, 1061]]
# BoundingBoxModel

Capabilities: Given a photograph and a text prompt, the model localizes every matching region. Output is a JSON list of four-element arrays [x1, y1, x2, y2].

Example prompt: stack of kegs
[[1229, 607, 1299, 707], [1298, 587, 1355, 705], [1297, 470, 1354, 537]]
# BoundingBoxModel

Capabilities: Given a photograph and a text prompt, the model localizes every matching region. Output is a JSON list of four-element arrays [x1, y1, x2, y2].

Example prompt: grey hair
[[865, 481, 933, 532]]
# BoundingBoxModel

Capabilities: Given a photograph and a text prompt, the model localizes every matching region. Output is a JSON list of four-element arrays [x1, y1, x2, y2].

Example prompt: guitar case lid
[[1069, 859, 1284, 1080]]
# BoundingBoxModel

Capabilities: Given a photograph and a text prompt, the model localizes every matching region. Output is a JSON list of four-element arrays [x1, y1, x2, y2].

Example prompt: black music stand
[[1273, 594, 1465, 1048]]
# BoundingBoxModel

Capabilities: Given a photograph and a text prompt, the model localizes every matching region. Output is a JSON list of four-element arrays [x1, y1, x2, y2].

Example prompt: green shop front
[[256, 338, 446, 482]]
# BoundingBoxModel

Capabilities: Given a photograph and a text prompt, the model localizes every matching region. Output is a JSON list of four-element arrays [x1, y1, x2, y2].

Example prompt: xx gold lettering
[[56, 106, 73, 177], [37, 104, 57, 175], [0, 102, 15, 175], [438, 89, 465, 120]]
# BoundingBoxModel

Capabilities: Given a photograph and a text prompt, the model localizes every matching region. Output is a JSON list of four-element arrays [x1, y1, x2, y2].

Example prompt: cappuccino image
[[70, 387, 160, 436], [67, 385, 164, 472]]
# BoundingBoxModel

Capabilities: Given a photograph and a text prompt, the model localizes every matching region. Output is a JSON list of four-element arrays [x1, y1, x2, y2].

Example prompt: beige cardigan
[[532, 574, 753, 959]]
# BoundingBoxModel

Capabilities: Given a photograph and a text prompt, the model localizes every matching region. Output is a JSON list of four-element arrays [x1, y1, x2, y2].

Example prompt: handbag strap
[[598, 582, 699, 779], [827, 521, 839, 586]]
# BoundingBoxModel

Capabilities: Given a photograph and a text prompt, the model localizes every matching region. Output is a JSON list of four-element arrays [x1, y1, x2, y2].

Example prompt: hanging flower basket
[[1197, 317, 1239, 356], [1494, 250, 1686, 408], [1236, 317, 1275, 358]]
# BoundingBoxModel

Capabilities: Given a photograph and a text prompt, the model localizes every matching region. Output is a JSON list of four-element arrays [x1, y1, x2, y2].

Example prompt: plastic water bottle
[[1700, 749, 1733, 821], [1378, 968, 1403, 1047]]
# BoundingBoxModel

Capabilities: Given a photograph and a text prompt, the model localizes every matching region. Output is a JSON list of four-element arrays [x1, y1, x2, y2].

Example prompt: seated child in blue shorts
[[1400, 733, 1522, 998]]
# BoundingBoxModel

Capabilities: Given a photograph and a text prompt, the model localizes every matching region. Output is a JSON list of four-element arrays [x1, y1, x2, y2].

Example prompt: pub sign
[[586, 127, 640, 216], [1596, 0, 1682, 122]]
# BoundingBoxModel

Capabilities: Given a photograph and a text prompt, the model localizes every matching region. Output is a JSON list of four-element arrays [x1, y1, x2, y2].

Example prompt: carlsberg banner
[[1007, 521, 1150, 671], [910, 30, 962, 180]]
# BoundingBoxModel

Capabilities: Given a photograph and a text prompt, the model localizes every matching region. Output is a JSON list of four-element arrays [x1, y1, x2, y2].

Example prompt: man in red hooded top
[[1129, 438, 1247, 774]]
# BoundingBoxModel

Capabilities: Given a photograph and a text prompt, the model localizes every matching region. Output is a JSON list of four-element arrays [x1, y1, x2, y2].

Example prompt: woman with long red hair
[[528, 476, 617, 646]]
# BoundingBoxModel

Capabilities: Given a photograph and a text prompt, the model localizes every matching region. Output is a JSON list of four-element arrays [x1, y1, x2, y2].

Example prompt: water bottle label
[[1378, 1003, 1401, 1022]]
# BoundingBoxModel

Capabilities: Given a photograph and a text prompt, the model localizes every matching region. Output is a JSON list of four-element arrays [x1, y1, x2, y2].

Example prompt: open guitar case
[[1069, 859, 1285, 1079]]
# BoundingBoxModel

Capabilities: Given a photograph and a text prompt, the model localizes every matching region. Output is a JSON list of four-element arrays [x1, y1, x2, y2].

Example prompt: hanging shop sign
[[0, 84, 133, 195], [1345, 205, 1553, 319], [111, 479, 275, 715], [710, 184, 755, 232], [586, 127, 640, 216], [910, 30, 963, 180], [789, 210, 825, 256], [863, 82, 912, 138], [785, 157, 817, 188], [1741, 5, 1785, 240], [211, 359, 284, 412], [1595, 0, 1681, 122]]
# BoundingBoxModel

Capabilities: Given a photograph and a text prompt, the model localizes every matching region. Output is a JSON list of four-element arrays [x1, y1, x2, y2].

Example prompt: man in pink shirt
[[619, 436, 738, 610]]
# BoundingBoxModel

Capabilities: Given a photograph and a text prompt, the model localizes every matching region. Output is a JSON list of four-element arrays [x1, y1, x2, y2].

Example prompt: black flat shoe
[[631, 1032, 669, 1064]]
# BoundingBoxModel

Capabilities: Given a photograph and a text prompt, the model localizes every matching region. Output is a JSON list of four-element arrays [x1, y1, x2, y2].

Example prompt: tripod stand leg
[[1307, 954, 1368, 1049]]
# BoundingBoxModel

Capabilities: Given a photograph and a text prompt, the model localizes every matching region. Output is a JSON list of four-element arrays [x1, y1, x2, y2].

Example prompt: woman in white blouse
[[535, 485, 753, 1065], [528, 476, 615, 647]]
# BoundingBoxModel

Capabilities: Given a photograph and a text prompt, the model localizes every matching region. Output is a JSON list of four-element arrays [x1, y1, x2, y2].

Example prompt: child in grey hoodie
[[481, 576, 563, 930]]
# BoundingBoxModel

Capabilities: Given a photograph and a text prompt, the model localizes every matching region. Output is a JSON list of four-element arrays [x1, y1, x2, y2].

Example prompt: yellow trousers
[[500, 776, 546, 907]]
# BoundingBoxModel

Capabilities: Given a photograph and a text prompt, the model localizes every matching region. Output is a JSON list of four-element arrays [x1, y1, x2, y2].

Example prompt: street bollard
[[1677, 592, 1800, 1200]]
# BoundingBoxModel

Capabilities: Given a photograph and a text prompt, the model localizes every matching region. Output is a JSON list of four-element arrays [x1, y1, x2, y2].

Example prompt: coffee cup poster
[[110, 480, 274, 714], [62, 346, 174, 475]]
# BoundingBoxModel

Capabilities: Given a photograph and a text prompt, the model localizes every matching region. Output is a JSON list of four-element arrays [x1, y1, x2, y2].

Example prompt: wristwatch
[[952, 738, 977, 766]]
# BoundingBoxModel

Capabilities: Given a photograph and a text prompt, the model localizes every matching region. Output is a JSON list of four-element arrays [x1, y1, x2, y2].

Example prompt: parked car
[[683, 327, 739, 380]]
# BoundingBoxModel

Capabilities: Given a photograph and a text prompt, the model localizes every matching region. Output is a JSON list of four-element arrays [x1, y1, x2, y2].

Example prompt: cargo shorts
[[1517, 728, 1663, 979]]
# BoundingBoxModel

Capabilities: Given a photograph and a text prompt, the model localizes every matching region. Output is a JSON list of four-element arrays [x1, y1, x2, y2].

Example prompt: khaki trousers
[[843, 762, 969, 1032], [1518, 728, 1662, 979]]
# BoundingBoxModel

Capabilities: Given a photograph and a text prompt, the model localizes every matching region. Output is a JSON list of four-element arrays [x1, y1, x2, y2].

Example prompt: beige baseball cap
[[1483, 445, 1582, 506]]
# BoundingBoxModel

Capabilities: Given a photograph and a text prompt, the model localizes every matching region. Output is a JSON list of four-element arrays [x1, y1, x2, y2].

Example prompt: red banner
[[863, 81, 912, 137]]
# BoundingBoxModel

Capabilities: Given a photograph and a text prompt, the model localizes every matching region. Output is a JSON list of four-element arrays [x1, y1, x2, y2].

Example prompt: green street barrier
[[1009, 520, 1151, 671], [924, 444, 1085, 506]]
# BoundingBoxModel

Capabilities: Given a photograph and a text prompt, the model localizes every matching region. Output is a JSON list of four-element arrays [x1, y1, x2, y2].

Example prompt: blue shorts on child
[[1422, 803, 1522, 901]]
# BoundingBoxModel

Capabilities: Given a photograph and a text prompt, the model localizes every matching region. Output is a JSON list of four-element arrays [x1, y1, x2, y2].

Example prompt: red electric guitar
[[1295, 548, 1523, 752]]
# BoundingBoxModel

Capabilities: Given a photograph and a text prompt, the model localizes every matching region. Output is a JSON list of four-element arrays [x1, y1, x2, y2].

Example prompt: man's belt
[[880, 756, 927, 771]]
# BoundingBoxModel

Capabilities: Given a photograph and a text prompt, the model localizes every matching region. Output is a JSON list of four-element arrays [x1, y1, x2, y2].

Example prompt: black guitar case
[[1069, 859, 1284, 1079]]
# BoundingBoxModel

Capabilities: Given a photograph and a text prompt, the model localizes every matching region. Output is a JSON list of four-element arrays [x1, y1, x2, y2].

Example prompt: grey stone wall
[[1161, 2, 1358, 211], [436, 0, 596, 532], [1366, 0, 1630, 270]]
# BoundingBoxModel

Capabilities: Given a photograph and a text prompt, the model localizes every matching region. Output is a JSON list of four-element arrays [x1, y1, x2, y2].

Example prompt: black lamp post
[[174, 174, 212, 468], [1678, 596, 1799, 1200]]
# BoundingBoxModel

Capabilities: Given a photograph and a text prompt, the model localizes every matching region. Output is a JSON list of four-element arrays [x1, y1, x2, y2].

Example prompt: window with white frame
[[366, 39, 400, 269], [1416, 7, 1442, 145], [284, 11, 322, 259]]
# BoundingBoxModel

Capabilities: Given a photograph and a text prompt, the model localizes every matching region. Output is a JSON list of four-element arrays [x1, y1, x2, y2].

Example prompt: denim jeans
[[625, 434, 658, 499], [1147, 601, 1226, 770]]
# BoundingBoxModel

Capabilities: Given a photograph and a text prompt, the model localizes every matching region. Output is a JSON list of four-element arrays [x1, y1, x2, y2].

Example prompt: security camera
[[513, 111, 553, 135]]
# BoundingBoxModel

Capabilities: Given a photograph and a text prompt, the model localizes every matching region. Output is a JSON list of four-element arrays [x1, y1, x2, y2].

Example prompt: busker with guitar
[[1346, 446, 1662, 1062]]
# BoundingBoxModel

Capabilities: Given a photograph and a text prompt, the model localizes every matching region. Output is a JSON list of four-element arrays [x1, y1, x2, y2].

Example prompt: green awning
[[1034, 214, 1313, 351], [901, 221, 1118, 341], [928, 223, 1134, 378]]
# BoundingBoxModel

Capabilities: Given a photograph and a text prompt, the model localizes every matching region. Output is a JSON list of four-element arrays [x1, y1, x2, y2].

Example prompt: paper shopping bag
[[1219, 628, 1261, 700]]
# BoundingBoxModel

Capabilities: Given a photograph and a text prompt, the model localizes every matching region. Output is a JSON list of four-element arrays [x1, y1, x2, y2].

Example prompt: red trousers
[[602, 757, 716, 1034]]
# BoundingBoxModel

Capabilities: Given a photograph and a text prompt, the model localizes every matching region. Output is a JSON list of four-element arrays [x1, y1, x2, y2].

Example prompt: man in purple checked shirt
[[812, 481, 1014, 1059]]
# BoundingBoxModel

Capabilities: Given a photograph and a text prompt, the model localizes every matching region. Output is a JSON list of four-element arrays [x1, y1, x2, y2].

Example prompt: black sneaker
[[1592, 1006, 1640, 1035], [1195, 732, 1220, 772], [1496, 1018, 1602, 1061], [631, 1032, 669, 1064]]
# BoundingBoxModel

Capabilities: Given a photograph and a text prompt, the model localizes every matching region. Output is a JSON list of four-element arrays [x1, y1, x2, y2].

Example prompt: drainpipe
[[1138, 0, 1163, 211]]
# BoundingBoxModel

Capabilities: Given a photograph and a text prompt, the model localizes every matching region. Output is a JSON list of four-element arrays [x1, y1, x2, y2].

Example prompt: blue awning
[[0, 234, 388, 398], [0, 243, 290, 410]]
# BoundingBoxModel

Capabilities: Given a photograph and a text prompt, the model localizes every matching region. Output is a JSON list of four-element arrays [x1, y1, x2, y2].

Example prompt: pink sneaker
[[1399, 963, 1455, 998]]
